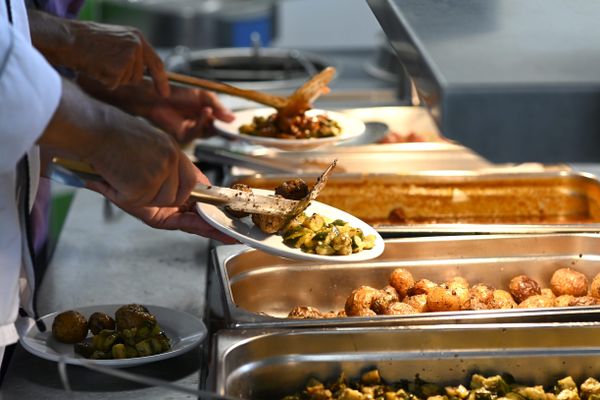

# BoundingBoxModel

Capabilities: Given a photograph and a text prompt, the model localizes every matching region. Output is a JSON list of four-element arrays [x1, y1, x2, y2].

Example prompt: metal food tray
[[212, 234, 600, 328], [210, 323, 600, 399], [231, 170, 600, 235]]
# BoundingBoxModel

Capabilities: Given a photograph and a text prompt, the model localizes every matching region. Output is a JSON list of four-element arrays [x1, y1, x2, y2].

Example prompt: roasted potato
[[518, 294, 555, 309], [52, 310, 89, 344], [590, 272, 600, 299], [555, 295, 576, 307], [410, 279, 438, 296], [550, 268, 589, 297], [508, 275, 541, 303], [469, 283, 494, 305], [383, 301, 417, 315], [288, 306, 324, 319], [489, 289, 517, 309], [569, 296, 599, 307], [388, 268, 415, 299], [444, 276, 470, 291], [251, 211, 286, 234], [88, 312, 116, 335], [275, 178, 309, 200], [371, 286, 400, 314], [344, 286, 380, 317], [426, 287, 462, 312], [403, 294, 429, 313]]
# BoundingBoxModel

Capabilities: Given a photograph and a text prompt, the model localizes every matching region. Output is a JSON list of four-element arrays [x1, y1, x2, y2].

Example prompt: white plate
[[20, 304, 206, 368], [214, 108, 367, 150], [196, 189, 385, 263]]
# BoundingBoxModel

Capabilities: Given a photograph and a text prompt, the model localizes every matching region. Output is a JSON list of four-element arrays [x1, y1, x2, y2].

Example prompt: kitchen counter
[[1, 189, 214, 399]]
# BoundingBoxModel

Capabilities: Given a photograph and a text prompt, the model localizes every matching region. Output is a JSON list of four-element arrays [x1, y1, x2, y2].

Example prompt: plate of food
[[20, 304, 206, 367], [214, 107, 367, 150], [195, 179, 385, 263]]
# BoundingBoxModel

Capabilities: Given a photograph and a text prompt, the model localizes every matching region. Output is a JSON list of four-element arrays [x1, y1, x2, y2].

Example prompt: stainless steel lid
[[166, 47, 334, 90]]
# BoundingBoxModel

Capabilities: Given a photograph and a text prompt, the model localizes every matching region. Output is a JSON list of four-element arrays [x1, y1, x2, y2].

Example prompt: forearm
[[27, 8, 80, 68]]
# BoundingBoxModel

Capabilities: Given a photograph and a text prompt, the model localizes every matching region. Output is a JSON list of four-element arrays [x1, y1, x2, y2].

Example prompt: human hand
[[84, 109, 198, 207], [88, 168, 236, 243], [70, 21, 170, 96], [79, 77, 235, 145]]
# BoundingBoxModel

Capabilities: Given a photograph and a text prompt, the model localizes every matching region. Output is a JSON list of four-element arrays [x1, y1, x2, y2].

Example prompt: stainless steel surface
[[212, 234, 600, 328], [232, 170, 600, 235], [1, 189, 212, 399], [198, 106, 476, 174], [99, 0, 276, 49], [367, 0, 600, 163], [211, 323, 600, 398]]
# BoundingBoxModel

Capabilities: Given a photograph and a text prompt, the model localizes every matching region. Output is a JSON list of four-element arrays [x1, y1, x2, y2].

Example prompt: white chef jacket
[[0, 0, 62, 347]]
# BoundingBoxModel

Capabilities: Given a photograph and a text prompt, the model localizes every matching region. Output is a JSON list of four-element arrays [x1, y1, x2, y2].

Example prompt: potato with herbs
[[275, 178, 308, 200], [388, 268, 415, 299], [288, 306, 324, 319], [52, 310, 89, 344], [371, 286, 399, 314], [426, 287, 462, 312], [489, 289, 517, 309], [344, 286, 380, 317], [550, 268, 589, 297], [410, 278, 438, 296], [508, 275, 541, 303], [590, 272, 600, 299], [403, 294, 429, 313], [518, 294, 555, 308]]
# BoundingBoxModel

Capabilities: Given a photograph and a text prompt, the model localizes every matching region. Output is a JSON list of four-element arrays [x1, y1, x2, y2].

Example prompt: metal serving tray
[[212, 234, 600, 328], [210, 323, 600, 399], [231, 170, 600, 235]]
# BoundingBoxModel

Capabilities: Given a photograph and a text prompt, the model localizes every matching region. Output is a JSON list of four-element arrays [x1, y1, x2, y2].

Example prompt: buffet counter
[[3, 163, 600, 399]]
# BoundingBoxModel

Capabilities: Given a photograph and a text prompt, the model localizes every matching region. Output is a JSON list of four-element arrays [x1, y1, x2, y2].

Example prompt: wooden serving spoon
[[166, 71, 288, 109], [166, 66, 336, 115]]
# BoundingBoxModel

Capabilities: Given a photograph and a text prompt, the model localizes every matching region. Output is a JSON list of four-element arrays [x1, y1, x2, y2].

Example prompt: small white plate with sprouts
[[196, 189, 385, 262]]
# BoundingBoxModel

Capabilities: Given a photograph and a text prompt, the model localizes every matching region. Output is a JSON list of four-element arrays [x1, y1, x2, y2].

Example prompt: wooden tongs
[[166, 66, 336, 116], [49, 158, 336, 217]]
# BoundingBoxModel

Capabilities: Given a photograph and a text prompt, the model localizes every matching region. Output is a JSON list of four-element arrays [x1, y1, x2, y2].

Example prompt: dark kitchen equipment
[[98, 0, 277, 49], [166, 46, 335, 91]]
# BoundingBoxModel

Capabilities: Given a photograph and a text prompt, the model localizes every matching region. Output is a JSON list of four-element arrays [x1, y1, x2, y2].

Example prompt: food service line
[[3, 163, 600, 398]]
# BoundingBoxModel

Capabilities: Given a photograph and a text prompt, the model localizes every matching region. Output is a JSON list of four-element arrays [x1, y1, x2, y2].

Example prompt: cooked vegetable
[[52, 310, 89, 344], [239, 113, 342, 140], [282, 212, 376, 256], [282, 372, 598, 400], [69, 304, 171, 360]]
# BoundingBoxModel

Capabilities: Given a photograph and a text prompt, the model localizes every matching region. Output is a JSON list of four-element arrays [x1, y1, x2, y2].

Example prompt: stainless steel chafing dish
[[230, 170, 600, 235], [210, 323, 600, 398], [212, 234, 600, 328]]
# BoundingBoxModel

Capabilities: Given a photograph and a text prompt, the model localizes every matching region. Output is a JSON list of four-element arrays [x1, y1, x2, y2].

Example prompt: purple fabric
[[40, 0, 84, 19]]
